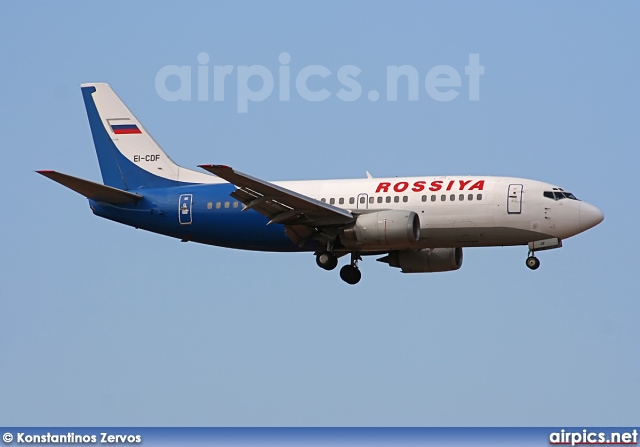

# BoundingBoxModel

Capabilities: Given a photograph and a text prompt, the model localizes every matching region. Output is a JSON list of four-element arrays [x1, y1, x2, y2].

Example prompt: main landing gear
[[340, 253, 362, 285], [315, 250, 362, 285], [316, 251, 338, 270]]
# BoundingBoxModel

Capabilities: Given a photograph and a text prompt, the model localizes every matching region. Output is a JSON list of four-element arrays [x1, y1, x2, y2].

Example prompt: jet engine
[[340, 210, 420, 250], [379, 247, 463, 273]]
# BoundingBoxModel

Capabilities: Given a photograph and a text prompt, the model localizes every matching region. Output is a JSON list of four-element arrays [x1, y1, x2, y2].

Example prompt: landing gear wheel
[[526, 256, 540, 270], [316, 251, 338, 270], [340, 265, 362, 285]]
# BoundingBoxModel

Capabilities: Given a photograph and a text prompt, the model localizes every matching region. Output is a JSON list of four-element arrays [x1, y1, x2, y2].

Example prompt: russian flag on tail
[[111, 123, 142, 134]]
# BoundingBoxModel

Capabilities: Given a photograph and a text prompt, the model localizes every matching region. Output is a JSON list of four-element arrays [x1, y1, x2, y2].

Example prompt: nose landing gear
[[526, 255, 540, 270], [525, 238, 562, 270]]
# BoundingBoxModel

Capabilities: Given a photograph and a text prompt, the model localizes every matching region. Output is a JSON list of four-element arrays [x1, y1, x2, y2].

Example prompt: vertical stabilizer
[[81, 83, 217, 190]]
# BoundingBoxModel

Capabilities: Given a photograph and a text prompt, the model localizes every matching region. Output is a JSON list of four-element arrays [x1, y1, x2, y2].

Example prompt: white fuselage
[[266, 175, 601, 250]]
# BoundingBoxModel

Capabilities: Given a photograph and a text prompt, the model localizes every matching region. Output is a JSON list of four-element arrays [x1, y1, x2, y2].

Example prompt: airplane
[[38, 83, 604, 285]]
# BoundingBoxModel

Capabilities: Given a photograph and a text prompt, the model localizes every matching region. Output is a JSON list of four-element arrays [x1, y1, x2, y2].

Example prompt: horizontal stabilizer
[[37, 170, 142, 203]]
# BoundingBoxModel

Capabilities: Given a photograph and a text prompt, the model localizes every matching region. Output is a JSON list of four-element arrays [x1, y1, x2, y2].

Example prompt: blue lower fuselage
[[89, 183, 317, 252]]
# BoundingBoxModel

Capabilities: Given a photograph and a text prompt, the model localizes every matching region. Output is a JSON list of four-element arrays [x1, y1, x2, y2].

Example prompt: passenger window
[[330, 198, 335, 205], [459, 194, 464, 201], [422, 195, 427, 202], [377, 197, 383, 203], [233, 201, 239, 208], [386, 196, 391, 203], [441, 195, 446, 201], [450, 194, 455, 201], [403, 196, 408, 203], [207, 202, 213, 210], [216, 202, 221, 209], [468, 194, 473, 201], [360, 196, 366, 204], [339, 198, 344, 205], [431, 195, 436, 202], [394, 196, 400, 203], [224, 201, 230, 209], [369, 197, 374, 204], [349, 197, 355, 205], [321, 198, 326, 203], [477, 194, 482, 201]]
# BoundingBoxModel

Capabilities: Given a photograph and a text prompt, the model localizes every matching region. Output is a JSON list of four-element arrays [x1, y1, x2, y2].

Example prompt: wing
[[198, 165, 353, 229]]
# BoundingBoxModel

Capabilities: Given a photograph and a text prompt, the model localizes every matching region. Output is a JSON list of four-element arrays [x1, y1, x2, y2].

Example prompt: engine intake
[[381, 247, 463, 273], [341, 210, 420, 249]]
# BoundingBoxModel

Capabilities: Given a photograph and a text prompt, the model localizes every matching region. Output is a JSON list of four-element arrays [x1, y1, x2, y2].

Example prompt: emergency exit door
[[507, 184, 523, 214], [357, 193, 369, 210]]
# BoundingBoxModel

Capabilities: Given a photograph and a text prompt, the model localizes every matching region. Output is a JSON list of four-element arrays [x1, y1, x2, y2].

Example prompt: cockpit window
[[544, 191, 579, 201]]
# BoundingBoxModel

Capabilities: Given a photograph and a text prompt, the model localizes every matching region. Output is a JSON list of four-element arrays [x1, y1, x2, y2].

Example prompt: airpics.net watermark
[[155, 52, 484, 113]]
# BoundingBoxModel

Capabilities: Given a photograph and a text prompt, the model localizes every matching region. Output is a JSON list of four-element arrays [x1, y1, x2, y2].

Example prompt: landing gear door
[[507, 184, 523, 214], [179, 194, 193, 224]]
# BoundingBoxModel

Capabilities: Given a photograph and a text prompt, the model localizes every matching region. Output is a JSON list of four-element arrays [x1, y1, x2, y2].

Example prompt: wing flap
[[198, 164, 353, 226], [37, 170, 142, 203]]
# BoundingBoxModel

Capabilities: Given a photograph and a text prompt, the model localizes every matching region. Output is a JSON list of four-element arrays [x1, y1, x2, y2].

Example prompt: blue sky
[[0, 1, 638, 426]]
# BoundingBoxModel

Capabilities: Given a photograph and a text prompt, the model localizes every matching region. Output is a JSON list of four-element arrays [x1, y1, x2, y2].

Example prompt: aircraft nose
[[579, 202, 604, 232]]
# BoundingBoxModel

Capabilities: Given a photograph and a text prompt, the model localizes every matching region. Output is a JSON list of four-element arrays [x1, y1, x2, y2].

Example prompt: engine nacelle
[[341, 210, 420, 249], [382, 247, 463, 273]]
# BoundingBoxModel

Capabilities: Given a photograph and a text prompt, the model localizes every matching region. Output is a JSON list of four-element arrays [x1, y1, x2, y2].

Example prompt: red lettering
[[381, 179, 484, 193], [394, 181, 409, 192], [429, 180, 443, 191], [458, 180, 471, 190], [468, 180, 485, 191], [412, 181, 426, 192]]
